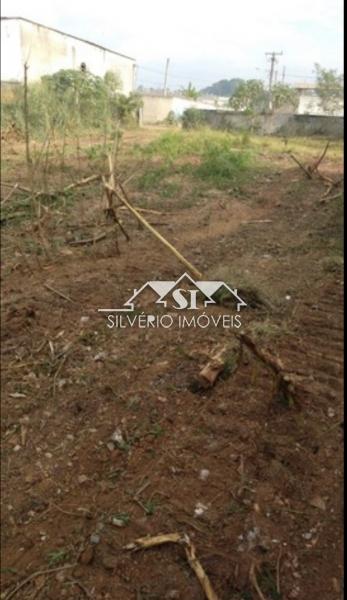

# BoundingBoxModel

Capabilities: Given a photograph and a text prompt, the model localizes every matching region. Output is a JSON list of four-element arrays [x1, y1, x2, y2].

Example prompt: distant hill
[[200, 78, 243, 97]]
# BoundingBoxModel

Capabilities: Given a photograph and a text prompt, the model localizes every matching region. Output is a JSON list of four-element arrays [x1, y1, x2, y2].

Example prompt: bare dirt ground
[[1, 128, 344, 600]]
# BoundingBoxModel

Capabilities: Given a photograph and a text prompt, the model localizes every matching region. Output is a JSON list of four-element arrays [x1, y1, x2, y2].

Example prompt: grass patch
[[46, 549, 70, 567], [195, 143, 251, 187], [209, 265, 277, 311], [249, 319, 292, 340], [135, 129, 253, 191], [136, 164, 171, 190], [321, 255, 344, 273]]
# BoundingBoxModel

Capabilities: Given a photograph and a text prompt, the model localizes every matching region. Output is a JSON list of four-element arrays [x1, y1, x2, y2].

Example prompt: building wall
[[1, 19, 135, 94], [141, 94, 218, 124], [1, 19, 22, 81], [296, 91, 343, 117], [196, 110, 344, 139]]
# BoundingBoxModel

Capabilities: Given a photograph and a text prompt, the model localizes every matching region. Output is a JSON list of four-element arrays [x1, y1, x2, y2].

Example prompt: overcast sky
[[2, 0, 343, 89]]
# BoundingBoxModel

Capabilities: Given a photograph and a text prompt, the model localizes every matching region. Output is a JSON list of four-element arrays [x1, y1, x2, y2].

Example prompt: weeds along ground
[[1, 124, 344, 600]]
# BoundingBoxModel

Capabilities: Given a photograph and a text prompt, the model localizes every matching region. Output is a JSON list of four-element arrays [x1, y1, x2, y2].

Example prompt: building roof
[[293, 82, 317, 91], [1, 16, 135, 62]]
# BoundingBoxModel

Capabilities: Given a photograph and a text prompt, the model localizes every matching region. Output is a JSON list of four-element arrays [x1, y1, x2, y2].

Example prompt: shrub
[[181, 107, 203, 129], [196, 142, 250, 185]]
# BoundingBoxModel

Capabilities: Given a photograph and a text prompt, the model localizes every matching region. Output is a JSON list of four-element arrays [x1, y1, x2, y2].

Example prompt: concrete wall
[[1, 19, 22, 81], [196, 110, 344, 138], [1, 18, 135, 94], [141, 95, 173, 124], [141, 94, 219, 124]]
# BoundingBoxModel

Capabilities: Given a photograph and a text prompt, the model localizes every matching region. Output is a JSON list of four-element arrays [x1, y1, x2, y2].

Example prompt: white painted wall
[[1, 19, 22, 81], [141, 94, 220, 124], [296, 90, 343, 117], [1, 18, 135, 94], [171, 97, 218, 116]]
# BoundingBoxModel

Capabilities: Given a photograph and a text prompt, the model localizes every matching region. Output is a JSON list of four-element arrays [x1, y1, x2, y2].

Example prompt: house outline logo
[[98, 272, 247, 313]]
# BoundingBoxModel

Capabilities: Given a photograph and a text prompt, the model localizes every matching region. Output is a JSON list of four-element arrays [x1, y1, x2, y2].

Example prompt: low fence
[[196, 110, 344, 139]]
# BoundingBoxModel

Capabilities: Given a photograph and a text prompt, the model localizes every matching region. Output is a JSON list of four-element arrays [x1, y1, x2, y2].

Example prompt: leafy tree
[[182, 82, 199, 100], [114, 93, 143, 123], [314, 64, 344, 114], [229, 80, 267, 113], [271, 83, 299, 111]]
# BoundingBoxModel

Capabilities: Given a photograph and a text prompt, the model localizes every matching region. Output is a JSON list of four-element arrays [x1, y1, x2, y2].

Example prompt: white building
[[140, 93, 229, 124], [294, 82, 343, 117], [0, 17, 136, 94]]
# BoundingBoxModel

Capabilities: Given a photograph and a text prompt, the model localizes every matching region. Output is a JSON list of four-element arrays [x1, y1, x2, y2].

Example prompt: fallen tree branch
[[1, 181, 32, 194], [321, 177, 343, 198], [43, 283, 76, 304], [316, 171, 335, 185], [249, 563, 268, 600], [119, 206, 164, 216], [184, 538, 220, 600], [288, 153, 313, 179], [1, 184, 19, 204], [311, 141, 330, 172], [321, 191, 343, 203], [1, 175, 101, 201], [125, 533, 220, 600], [237, 333, 299, 408], [3, 564, 77, 600], [62, 174, 101, 193], [241, 220, 273, 225], [104, 181, 203, 280], [68, 232, 107, 246]]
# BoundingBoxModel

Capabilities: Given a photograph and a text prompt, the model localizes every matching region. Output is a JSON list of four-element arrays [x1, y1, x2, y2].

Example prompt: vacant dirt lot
[[1, 127, 344, 599]]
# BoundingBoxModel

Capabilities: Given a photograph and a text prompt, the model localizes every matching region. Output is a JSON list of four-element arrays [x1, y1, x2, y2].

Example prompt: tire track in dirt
[[283, 281, 344, 404]]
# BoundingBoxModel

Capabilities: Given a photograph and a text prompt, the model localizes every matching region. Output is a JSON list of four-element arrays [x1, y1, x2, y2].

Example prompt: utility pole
[[265, 51, 283, 112], [163, 58, 170, 95], [282, 66, 286, 83], [23, 62, 32, 168], [132, 63, 138, 91]]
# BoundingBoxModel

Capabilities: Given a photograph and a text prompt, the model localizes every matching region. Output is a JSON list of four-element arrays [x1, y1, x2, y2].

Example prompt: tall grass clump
[[138, 129, 252, 190], [196, 141, 251, 186]]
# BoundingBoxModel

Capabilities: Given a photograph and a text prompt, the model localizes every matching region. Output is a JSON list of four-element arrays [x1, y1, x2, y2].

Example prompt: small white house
[[294, 82, 343, 117], [0, 17, 136, 94]]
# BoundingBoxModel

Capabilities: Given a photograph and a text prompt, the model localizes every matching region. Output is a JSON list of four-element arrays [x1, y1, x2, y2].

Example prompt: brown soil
[[1, 129, 344, 600]]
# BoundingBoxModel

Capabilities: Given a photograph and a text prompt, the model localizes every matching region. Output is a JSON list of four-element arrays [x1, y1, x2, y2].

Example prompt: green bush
[[196, 142, 250, 185], [181, 107, 203, 129], [1, 69, 142, 138]]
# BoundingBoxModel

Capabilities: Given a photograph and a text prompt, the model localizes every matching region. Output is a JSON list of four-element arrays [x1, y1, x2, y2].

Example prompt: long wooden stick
[[68, 232, 107, 246], [62, 174, 101, 193], [184, 539, 220, 600], [1, 182, 31, 194], [23, 62, 32, 168], [43, 283, 76, 304], [3, 564, 77, 600], [1, 184, 19, 204], [104, 182, 203, 280], [312, 141, 330, 172], [288, 153, 312, 179], [119, 206, 163, 216], [125, 533, 220, 600], [1, 175, 101, 202]]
